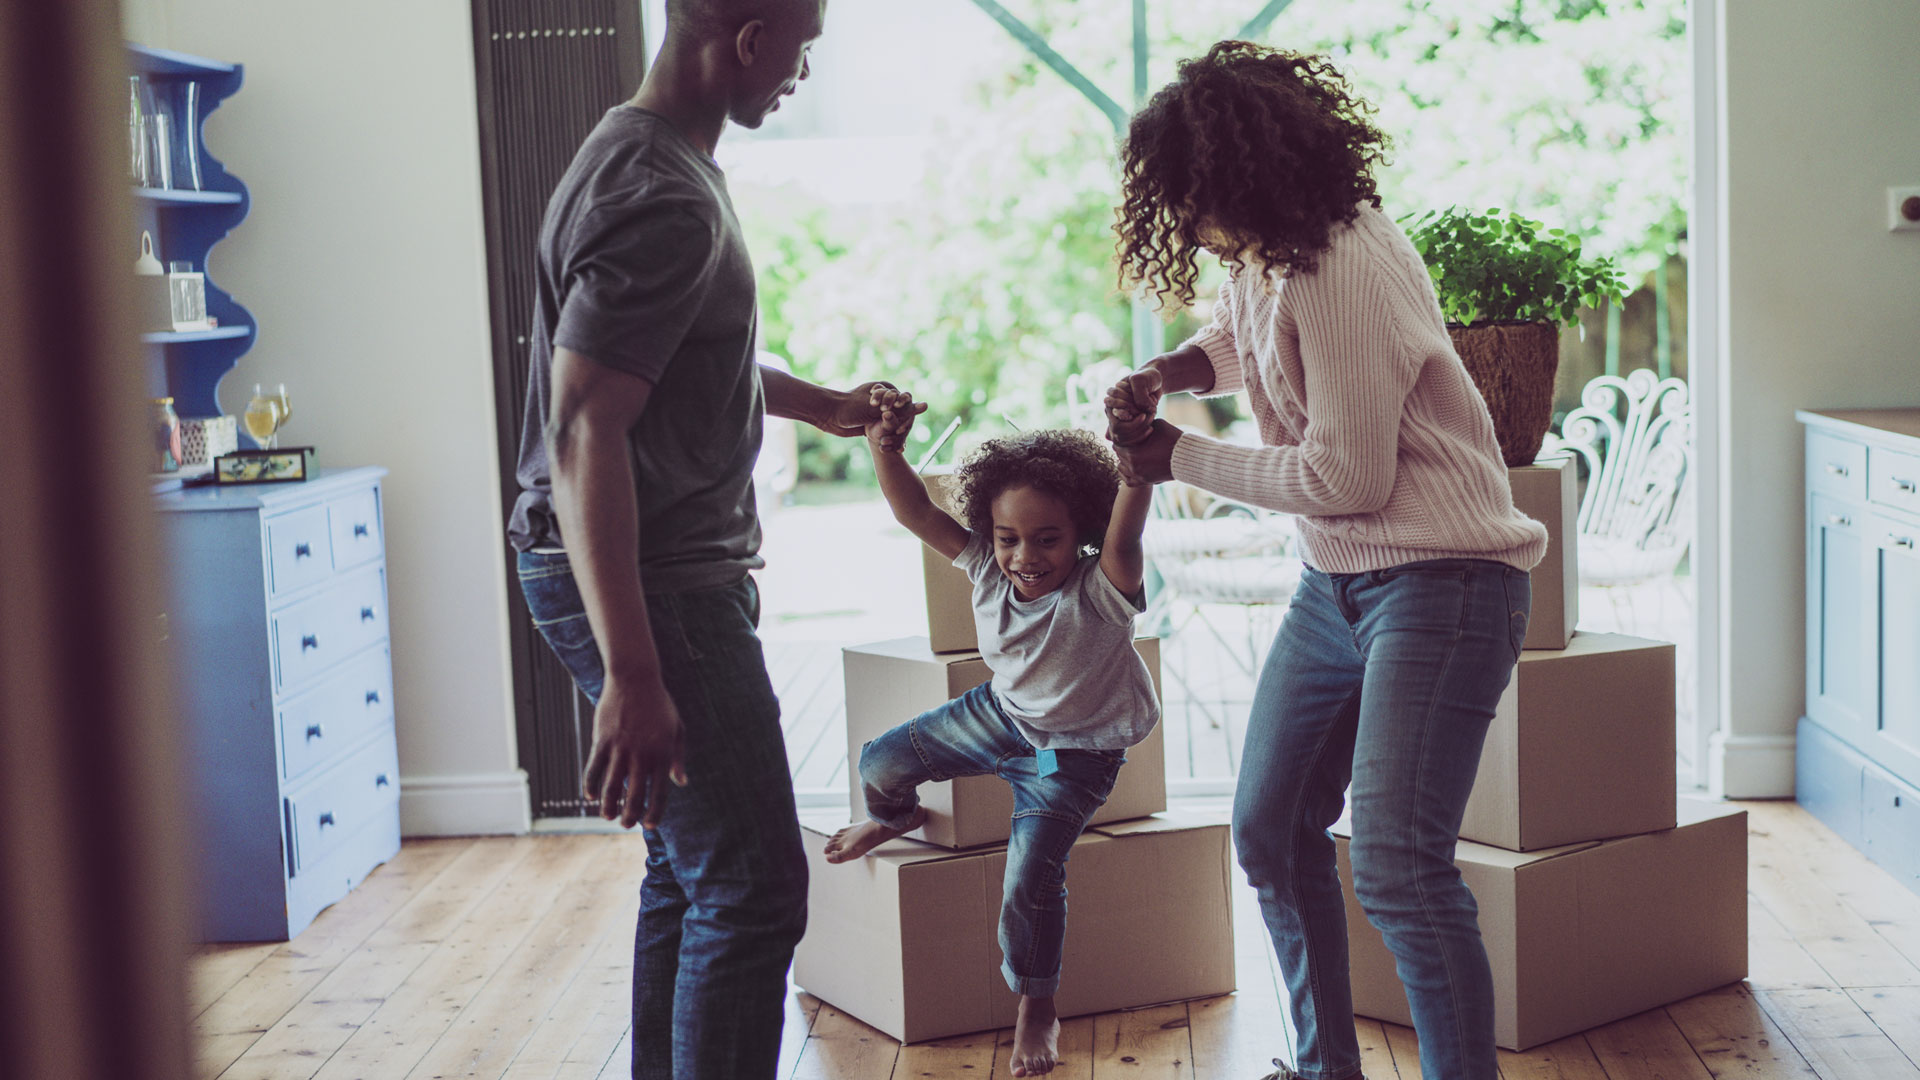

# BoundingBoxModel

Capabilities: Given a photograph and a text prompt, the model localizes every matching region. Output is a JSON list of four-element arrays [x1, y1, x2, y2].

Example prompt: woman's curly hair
[[1115, 41, 1392, 310], [950, 429, 1121, 552]]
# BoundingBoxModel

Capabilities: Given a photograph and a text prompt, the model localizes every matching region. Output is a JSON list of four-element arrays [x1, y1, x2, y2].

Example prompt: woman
[[1104, 42, 1547, 1080]]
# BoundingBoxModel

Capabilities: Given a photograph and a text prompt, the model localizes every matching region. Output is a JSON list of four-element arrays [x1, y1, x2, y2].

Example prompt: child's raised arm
[[1098, 478, 1155, 595], [866, 389, 970, 561]]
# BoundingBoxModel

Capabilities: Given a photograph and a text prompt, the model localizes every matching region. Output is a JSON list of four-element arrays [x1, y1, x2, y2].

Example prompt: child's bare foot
[[822, 808, 926, 864], [1009, 995, 1060, 1076]]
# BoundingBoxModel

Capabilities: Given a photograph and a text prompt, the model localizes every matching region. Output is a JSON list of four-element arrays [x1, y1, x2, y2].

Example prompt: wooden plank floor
[[189, 800, 1920, 1079]]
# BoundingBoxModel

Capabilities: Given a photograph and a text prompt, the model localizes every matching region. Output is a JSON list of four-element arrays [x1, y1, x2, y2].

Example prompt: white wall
[[1711, 0, 1920, 795], [124, 0, 529, 833]]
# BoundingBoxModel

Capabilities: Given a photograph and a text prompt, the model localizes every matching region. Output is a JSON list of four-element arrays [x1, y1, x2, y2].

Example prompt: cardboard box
[[918, 468, 979, 653], [1337, 798, 1746, 1051], [844, 636, 1168, 849], [923, 542, 978, 653], [795, 812, 1235, 1043], [1460, 632, 1677, 851], [1510, 457, 1580, 650]]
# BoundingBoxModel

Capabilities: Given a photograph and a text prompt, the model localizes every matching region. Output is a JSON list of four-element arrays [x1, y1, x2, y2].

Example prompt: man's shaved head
[[663, 0, 818, 46], [656, 0, 825, 130]]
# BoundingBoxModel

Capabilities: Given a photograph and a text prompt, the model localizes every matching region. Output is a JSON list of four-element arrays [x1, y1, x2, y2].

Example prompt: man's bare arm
[[759, 363, 893, 438], [548, 346, 683, 829]]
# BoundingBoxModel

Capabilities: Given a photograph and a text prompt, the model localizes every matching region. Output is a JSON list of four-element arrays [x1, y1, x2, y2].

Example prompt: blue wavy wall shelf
[[128, 43, 255, 423]]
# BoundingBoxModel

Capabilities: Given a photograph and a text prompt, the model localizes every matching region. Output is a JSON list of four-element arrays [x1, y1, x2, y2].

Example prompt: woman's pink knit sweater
[[1168, 204, 1549, 574]]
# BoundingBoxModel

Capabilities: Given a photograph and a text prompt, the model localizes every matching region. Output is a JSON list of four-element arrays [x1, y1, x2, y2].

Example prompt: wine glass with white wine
[[244, 384, 282, 450], [271, 383, 292, 435]]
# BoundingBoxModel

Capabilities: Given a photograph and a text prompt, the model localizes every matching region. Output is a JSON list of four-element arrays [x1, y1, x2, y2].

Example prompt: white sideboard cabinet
[[1797, 410, 1920, 895]]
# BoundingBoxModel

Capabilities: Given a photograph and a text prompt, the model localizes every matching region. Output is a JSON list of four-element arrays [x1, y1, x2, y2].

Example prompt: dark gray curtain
[[0, 1, 193, 1077]]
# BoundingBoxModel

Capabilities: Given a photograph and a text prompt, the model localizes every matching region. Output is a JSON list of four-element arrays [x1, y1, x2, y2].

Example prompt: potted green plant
[[1404, 207, 1628, 467]]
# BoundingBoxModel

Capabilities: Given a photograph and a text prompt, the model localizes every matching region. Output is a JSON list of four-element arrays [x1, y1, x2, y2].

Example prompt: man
[[506, 1, 911, 1075]]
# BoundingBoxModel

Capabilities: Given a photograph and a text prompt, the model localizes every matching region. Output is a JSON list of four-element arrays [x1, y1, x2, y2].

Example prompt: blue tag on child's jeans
[[1036, 748, 1059, 778]]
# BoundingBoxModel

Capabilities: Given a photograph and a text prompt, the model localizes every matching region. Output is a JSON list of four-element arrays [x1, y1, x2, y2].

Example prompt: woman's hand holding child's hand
[[1105, 371, 1173, 487], [866, 386, 927, 455], [1104, 371, 1163, 448]]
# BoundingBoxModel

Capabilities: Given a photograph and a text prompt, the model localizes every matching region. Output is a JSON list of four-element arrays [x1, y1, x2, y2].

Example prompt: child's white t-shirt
[[954, 531, 1162, 752]]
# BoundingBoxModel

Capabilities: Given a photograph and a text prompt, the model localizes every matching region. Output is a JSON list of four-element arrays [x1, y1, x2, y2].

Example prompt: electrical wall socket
[[1889, 186, 1920, 232]]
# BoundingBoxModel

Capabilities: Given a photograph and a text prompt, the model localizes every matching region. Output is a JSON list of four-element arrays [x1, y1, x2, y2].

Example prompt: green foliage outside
[[744, 0, 1689, 484], [1404, 207, 1629, 328]]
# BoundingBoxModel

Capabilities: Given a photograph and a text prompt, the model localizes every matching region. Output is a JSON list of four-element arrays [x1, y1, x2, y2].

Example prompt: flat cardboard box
[[918, 468, 979, 653], [1337, 798, 1747, 1051], [844, 636, 1167, 849], [1460, 632, 1677, 850], [795, 812, 1235, 1044], [923, 542, 978, 653], [1511, 457, 1579, 649]]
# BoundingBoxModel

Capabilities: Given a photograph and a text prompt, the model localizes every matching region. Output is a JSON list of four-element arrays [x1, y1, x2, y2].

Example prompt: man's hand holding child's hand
[[866, 386, 926, 454]]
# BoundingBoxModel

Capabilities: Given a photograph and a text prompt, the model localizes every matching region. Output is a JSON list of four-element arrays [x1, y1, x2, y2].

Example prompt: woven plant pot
[[1448, 320, 1561, 468]]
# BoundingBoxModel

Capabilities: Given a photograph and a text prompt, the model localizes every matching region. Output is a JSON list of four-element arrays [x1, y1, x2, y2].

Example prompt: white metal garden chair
[[1540, 368, 1695, 628]]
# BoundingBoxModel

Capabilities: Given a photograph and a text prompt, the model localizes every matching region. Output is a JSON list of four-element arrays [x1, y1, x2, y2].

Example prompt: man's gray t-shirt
[[956, 532, 1161, 751], [508, 107, 764, 594]]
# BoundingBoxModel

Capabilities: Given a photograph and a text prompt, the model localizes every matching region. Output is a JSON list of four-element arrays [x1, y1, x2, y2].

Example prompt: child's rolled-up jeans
[[858, 681, 1126, 998]]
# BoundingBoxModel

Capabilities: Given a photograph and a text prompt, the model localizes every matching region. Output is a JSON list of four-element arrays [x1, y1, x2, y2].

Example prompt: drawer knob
[[301, 634, 319, 652], [305, 723, 324, 741], [1893, 535, 1916, 551], [360, 607, 376, 622], [295, 542, 312, 559], [1826, 463, 1850, 477], [354, 523, 370, 538], [1828, 514, 1852, 528], [318, 812, 335, 828], [365, 690, 381, 705], [375, 774, 391, 788], [1896, 477, 1918, 495]]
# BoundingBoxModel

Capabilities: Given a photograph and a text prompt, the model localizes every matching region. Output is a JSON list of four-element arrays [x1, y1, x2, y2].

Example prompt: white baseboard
[[1708, 731, 1796, 799], [400, 770, 533, 837]]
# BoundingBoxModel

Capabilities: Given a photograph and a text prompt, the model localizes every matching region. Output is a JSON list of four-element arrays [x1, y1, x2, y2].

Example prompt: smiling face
[[991, 485, 1080, 600], [729, 0, 825, 129]]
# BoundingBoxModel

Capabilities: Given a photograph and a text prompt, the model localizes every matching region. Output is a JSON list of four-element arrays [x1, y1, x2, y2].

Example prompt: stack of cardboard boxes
[[1335, 456, 1749, 1050], [793, 471, 1236, 1043], [794, 458, 1747, 1048]]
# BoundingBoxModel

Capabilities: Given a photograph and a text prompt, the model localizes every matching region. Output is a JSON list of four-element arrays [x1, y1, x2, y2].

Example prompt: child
[[823, 388, 1160, 1078]]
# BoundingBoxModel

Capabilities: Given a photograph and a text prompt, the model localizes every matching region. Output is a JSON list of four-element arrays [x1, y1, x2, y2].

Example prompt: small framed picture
[[213, 447, 318, 485]]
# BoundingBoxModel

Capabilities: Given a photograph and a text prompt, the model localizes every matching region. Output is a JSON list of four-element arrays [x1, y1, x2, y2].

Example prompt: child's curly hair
[[1115, 41, 1392, 310], [951, 429, 1121, 552]]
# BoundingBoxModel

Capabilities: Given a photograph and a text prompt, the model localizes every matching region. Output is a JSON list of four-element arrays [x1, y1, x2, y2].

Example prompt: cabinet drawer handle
[[1828, 514, 1852, 528], [1895, 477, 1918, 495], [375, 773, 391, 788], [305, 723, 324, 741], [318, 812, 335, 829], [353, 523, 370, 538], [1893, 535, 1916, 551], [360, 606, 376, 622], [295, 542, 312, 559], [301, 635, 319, 652], [1826, 462, 1850, 477], [365, 690, 381, 706]]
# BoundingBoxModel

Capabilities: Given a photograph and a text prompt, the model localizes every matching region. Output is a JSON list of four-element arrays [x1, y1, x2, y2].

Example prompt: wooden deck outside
[[769, 579, 1695, 797], [188, 800, 1920, 1079], [753, 498, 1702, 798]]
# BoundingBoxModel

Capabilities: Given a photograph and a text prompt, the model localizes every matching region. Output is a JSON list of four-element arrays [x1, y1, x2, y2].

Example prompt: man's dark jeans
[[518, 551, 808, 1080]]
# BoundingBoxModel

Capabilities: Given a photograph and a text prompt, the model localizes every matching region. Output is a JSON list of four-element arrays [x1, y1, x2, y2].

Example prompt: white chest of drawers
[[156, 466, 400, 940]]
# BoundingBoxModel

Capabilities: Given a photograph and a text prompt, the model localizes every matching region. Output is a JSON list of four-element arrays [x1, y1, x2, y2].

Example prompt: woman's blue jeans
[[517, 551, 808, 1080], [857, 681, 1125, 998], [1235, 559, 1529, 1080]]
